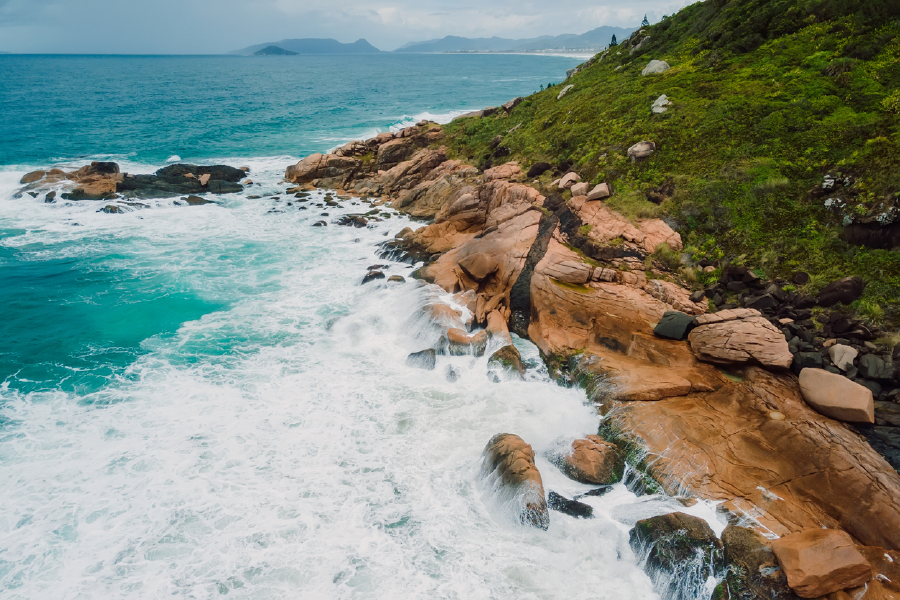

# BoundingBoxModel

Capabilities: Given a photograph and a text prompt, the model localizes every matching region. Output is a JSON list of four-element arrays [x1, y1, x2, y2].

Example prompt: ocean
[[0, 54, 719, 599]]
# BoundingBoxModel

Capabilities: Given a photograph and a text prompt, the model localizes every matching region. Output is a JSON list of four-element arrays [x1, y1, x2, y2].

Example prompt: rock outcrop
[[480, 434, 549, 529]]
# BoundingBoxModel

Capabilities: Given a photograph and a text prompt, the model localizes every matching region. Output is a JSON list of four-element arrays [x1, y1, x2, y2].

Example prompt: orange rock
[[688, 311, 793, 368], [771, 529, 872, 598], [483, 161, 521, 182], [20, 170, 45, 184], [481, 433, 548, 529], [446, 328, 488, 356], [457, 252, 499, 281], [561, 435, 624, 484], [798, 368, 874, 423]]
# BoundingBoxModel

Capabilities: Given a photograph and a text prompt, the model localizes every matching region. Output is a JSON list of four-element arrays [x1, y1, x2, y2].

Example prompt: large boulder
[[630, 512, 723, 599], [770, 529, 872, 598], [20, 170, 46, 184], [798, 368, 874, 423], [817, 276, 864, 307], [688, 309, 793, 368], [480, 434, 549, 529], [526, 162, 552, 178], [586, 183, 610, 201], [446, 328, 488, 356], [551, 435, 624, 485], [457, 253, 499, 282], [487, 345, 526, 379], [627, 141, 657, 161], [858, 354, 895, 381], [406, 349, 436, 370], [641, 59, 670, 75]]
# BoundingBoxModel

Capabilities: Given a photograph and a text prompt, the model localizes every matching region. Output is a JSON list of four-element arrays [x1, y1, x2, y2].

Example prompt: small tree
[[610, 34, 618, 47], [642, 14, 650, 27]]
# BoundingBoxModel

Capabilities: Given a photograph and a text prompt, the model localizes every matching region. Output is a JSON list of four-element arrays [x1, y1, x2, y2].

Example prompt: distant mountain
[[254, 45, 298, 56], [230, 38, 381, 56], [396, 26, 636, 53]]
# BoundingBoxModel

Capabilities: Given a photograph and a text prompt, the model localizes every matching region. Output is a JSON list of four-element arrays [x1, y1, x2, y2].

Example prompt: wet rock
[[487, 345, 526, 379], [547, 491, 593, 519], [387, 275, 405, 283], [550, 435, 624, 485], [447, 328, 488, 356], [712, 525, 797, 600], [653, 311, 696, 341], [406, 349, 437, 370], [337, 215, 368, 228], [362, 270, 386, 284], [799, 368, 874, 423], [630, 512, 723, 599], [689, 309, 793, 368], [575, 485, 613, 499], [312, 221, 327, 227], [480, 434, 549, 530], [445, 365, 460, 382], [771, 529, 872, 598], [181, 195, 214, 205], [817, 276, 864, 307], [20, 170, 46, 184], [44, 191, 56, 203], [526, 162, 552, 178], [98, 205, 123, 214]]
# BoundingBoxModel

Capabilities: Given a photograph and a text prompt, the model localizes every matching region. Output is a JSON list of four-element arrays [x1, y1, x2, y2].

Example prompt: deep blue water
[[0, 54, 581, 166]]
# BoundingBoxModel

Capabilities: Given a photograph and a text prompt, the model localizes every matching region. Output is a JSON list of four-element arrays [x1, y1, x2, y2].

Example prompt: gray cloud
[[0, 0, 693, 54]]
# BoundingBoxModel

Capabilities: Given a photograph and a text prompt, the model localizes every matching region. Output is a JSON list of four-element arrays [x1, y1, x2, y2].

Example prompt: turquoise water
[[0, 55, 712, 599]]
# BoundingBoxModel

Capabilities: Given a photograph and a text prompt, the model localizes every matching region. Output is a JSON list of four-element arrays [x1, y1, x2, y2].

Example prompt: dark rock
[[362, 270, 385, 284], [859, 354, 895, 381], [875, 401, 900, 427], [406, 349, 436, 370], [792, 271, 810, 285], [487, 345, 526, 379], [630, 512, 723, 599], [312, 221, 327, 227], [831, 318, 853, 334], [653, 311, 697, 341], [98, 205, 123, 214], [689, 290, 705, 303], [744, 294, 777, 310], [181, 195, 214, 206], [90, 161, 120, 174], [526, 162, 553, 178], [713, 294, 724, 306], [117, 164, 244, 198], [445, 365, 460, 382], [792, 294, 817, 309], [44, 191, 56, 203], [575, 485, 613, 499], [712, 525, 798, 600], [852, 425, 900, 470], [726, 281, 747, 292], [817, 276, 864, 307], [724, 266, 748, 279], [843, 221, 900, 251], [791, 352, 823, 374], [547, 491, 593, 519], [338, 215, 368, 228], [207, 180, 243, 194], [857, 378, 882, 396]]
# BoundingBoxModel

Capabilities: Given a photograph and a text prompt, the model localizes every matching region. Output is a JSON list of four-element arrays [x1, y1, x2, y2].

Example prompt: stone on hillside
[[547, 491, 593, 519], [570, 182, 589, 196], [792, 352, 824, 374], [771, 529, 872, 598], [551, 435, 624, 485], [689, 309, 793, 368], [559, 172, 580, 189], [651, 94, 671, 113], [793, 271, 810, 285], [653, 311, 697, 341], [630, 512, 723, 594], [447, 328, 488, 356], [487, 345, 526, 379], [817, 276, 864, 307], [526, 162, 552, 178], [858, 354, 895, 381], [627, 141, 656, 161], [502, 97, 523, 112], [798, 368, 874, 423], [406, 349, 436, 370], [20, 170, 45, 184], [586, 183, 610, 200], [557, 84, 574, 100], [480, 433, 549, 529], [828, 344, 858, 371], [458, 252, 500, 281], [641, 60, 670, 75]]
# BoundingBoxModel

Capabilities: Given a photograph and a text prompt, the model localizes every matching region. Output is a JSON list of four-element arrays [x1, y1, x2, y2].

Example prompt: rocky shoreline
[[281, 120, 900, 598]]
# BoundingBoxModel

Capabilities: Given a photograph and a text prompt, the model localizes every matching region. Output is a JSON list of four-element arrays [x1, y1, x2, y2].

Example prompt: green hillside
[[441, 0, 900, 326]]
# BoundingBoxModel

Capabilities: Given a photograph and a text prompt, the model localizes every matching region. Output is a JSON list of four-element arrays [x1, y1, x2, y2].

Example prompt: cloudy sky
[[0, 0, 696, 54]]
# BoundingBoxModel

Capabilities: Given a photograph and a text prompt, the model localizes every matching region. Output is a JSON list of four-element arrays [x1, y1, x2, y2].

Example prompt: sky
[[0, 0, 697, 54]]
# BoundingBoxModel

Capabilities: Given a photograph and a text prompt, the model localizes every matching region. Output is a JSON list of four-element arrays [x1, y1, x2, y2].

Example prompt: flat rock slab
[[771, 529, 872, 598], [799, 368, 874, 423]]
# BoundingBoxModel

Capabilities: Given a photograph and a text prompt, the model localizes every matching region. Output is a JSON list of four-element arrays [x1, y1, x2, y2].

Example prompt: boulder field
[[289, 121, 900, 597]]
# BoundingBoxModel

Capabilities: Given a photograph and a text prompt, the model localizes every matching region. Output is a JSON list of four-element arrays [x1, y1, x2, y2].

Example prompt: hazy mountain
[[254, 46, 298, 56], [396, 26, 635, 53], [230, 38, 381, 56]]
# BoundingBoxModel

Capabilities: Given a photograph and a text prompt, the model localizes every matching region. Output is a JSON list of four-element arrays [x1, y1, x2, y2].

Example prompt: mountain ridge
[[395, 26, 636, 53], [230, 38, 381, 56]]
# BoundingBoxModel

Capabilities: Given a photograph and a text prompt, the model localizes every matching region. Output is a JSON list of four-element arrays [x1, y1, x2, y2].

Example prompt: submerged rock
[[480, 433, 549, 530], [712, 525, 796, 600], [362, 270, 386, 284], [406, 349, 436, 370], [446, 328, 488, 356], [547, 491, 593, 519]]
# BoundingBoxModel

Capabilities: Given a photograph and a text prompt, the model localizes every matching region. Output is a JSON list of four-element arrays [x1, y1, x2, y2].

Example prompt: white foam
[[0, 161, 681, 599], [389, 109, 474, 131], [166, 155, 181, 162]]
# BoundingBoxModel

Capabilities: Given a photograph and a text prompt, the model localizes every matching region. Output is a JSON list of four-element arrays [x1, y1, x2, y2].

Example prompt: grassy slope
[[440, 0, 900, 326]]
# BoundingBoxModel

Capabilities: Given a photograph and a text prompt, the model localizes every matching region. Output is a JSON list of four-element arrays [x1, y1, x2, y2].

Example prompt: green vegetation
[[440, 0, 900, 324]]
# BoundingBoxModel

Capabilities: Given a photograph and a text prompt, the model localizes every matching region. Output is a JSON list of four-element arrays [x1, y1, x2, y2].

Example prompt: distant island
[[395, 26, 636, 53], [231, 38, 381, 56], [254, 45, 298, 56]]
